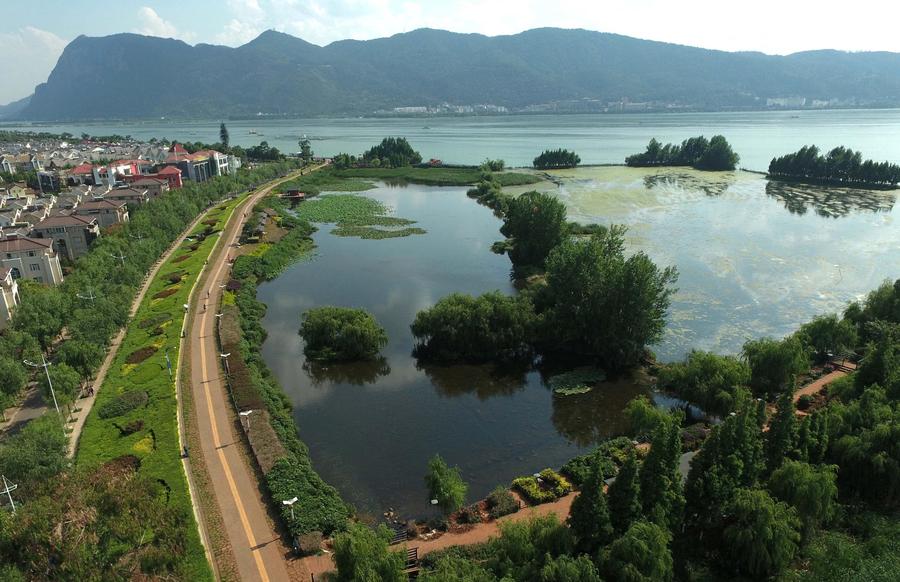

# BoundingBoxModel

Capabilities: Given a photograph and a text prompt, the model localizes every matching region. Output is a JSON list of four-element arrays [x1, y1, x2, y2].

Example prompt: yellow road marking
[[199, 195, 272, 582]]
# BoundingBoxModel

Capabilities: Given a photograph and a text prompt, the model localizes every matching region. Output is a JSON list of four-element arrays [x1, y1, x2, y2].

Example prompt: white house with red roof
[[0, 234, 64, 285]]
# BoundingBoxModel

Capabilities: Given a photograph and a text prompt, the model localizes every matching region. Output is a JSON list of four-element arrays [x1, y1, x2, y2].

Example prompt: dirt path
[[793, 362, 856, 406], [185, 169, 317, 582], [301, 492, 580, 578]]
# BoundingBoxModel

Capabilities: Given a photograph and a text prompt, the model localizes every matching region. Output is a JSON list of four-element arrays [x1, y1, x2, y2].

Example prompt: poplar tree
[[608, 450, 642, 534], [567, 461, 614, 553]]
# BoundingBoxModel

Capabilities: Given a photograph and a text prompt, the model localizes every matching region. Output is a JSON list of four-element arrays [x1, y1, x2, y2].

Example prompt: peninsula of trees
[[768, 145, 900, 189], [625, 135, 740, 171]]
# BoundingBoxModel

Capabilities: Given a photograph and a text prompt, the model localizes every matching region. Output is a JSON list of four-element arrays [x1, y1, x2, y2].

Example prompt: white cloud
[[0, 26, 68, 104], [135, 6, 179, 38]]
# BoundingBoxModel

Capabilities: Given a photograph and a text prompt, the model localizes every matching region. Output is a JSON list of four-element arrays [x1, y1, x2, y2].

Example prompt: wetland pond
[[258, 168, 899, 517]]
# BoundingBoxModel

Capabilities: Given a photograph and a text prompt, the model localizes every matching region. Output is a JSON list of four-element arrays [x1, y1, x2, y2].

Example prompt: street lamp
[[76, 287, 97, 304], [239, 409, 253, 431], [282, 496, 299, 520], [108, 251, 127, 267], [219, 352, 231, 375], [23, 354, 60, 416], [1, 474, 17, 514]]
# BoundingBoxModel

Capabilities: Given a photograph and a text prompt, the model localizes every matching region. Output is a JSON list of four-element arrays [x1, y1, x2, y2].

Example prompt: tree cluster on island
[[626, 135, 740, 171], [413, 191, 677, 372], [768, 145, 900, 188], [533, 149, 581, 170], [299, 306, 388, 362]]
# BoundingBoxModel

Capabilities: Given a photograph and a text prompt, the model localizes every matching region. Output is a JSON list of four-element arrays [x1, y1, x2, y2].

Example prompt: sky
[[3, 0, 900, 104]]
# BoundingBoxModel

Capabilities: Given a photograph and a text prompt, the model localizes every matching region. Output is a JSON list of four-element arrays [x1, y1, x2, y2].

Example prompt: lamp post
[[108, 251, 127, 267], [76, 287, 97, 304], [282, 496, 299, 520], [239, 409, 253, 431], [220, 352, 231, 376], [1, 474, 17, 514], [23, 354, 60, 416]]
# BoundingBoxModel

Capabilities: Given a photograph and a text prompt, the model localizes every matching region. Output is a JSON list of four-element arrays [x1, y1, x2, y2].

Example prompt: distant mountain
[[12, 28, 900, 120], [0, 95, 31, 119]]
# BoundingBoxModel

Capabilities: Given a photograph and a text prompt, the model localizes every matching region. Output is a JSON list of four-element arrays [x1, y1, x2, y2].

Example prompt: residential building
[[126, 176, 169, 198], [0, 156, 14, 174], [163, 143, 235, 182], [0, 267, 20, 330], [105, 187, 149, 206], [0, 234, 64, 285], [68, 162, 95, 185], [156, 165, 183, 189], [31, 214, 100, 260], [74, 199, 129, 227]]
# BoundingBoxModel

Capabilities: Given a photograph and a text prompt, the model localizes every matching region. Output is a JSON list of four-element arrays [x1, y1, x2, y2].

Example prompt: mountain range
[[8, 28, 900, 120]]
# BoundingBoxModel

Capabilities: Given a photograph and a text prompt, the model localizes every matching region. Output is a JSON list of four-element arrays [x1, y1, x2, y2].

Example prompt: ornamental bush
[[97, 390, 149, 419]]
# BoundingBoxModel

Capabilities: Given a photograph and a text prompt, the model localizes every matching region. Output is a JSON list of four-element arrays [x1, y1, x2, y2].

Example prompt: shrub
[[152, 288, 179, 300], [296, 531, 323, 556], [425, 455, 468, 515], [120, 419, 145, 435], [561, 437, 634, 487], [125, 346, 158, 364], [456, 505, 482, 525], [513, 476, 558, 505], [539, 469, 572, 497], [138, 313, 172, 329], [299, 306, 387, 362], [486, 486, 519, 519], [797, 394, 813, 410], [265, 456, 351, 536], [97, 390, 149, 419]]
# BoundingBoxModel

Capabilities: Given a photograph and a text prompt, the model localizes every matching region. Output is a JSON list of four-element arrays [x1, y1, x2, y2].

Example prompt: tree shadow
[[765, 180, 897, 218], [303, 357, 391, 387]]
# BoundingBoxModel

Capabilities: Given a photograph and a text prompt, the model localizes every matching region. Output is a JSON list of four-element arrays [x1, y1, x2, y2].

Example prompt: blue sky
[[4, 0, 900, 104]]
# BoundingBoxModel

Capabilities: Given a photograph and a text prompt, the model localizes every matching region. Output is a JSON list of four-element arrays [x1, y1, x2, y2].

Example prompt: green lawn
[[75, 195, 246, 581]]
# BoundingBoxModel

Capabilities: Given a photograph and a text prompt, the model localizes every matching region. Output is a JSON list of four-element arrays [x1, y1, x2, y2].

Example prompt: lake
[[257, 183, 649, 518], [5, 109, 900, 169], [257, 164, 898, 518]]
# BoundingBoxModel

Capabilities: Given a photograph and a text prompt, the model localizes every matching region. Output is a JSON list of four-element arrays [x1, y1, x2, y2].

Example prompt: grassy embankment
[[76, 196, 246, 580]]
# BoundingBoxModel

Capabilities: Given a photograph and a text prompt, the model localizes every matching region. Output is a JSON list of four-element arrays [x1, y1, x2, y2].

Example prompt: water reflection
[[643, 171, 735, 197], [550, 370, 651, 447], [420, 361, 528, 400], [304, 358, 391, 386], [765, 180, 896, 218]]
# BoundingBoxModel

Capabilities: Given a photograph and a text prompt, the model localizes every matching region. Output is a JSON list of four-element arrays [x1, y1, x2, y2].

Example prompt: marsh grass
[[294, 193, 425, 239]]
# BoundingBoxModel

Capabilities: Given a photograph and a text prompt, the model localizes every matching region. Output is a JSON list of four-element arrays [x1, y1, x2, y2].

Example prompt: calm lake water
[[5, 109, 900, 169], [258, 165, 898, 518], [258, 184, 649, 517]]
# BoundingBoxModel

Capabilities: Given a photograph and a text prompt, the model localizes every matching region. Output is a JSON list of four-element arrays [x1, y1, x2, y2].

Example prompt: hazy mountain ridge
[[11, 28, 900, 120]]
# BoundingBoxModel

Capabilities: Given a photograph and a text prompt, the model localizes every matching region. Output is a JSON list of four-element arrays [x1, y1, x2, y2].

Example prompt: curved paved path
[[186, 170, 313, 581]]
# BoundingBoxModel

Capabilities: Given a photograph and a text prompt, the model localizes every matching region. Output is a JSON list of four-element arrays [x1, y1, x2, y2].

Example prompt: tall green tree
[[540, 555, 602, 582], [767, 460, 838, 535], [742, 336, 808, 398], [219, 122, 229, 149], [58, 339, 104, 381], [499, 191, 569, 270], [0, 357, 27, 400], [657, 350, 751, 415], [765, 391, 798, 474], [299, 137, 313, 163], [796, 313, 858, 362], [608, 450, 643, 534], [600, 521, 674, 582], [425, 455, 468, 515], [721, 488, 801, 579], [638, 414, 684, 530], [420, 556, 496, 581], [332, 523, 405, 582], [541, 226, 678, 369], [567, 461, 614, 553]]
